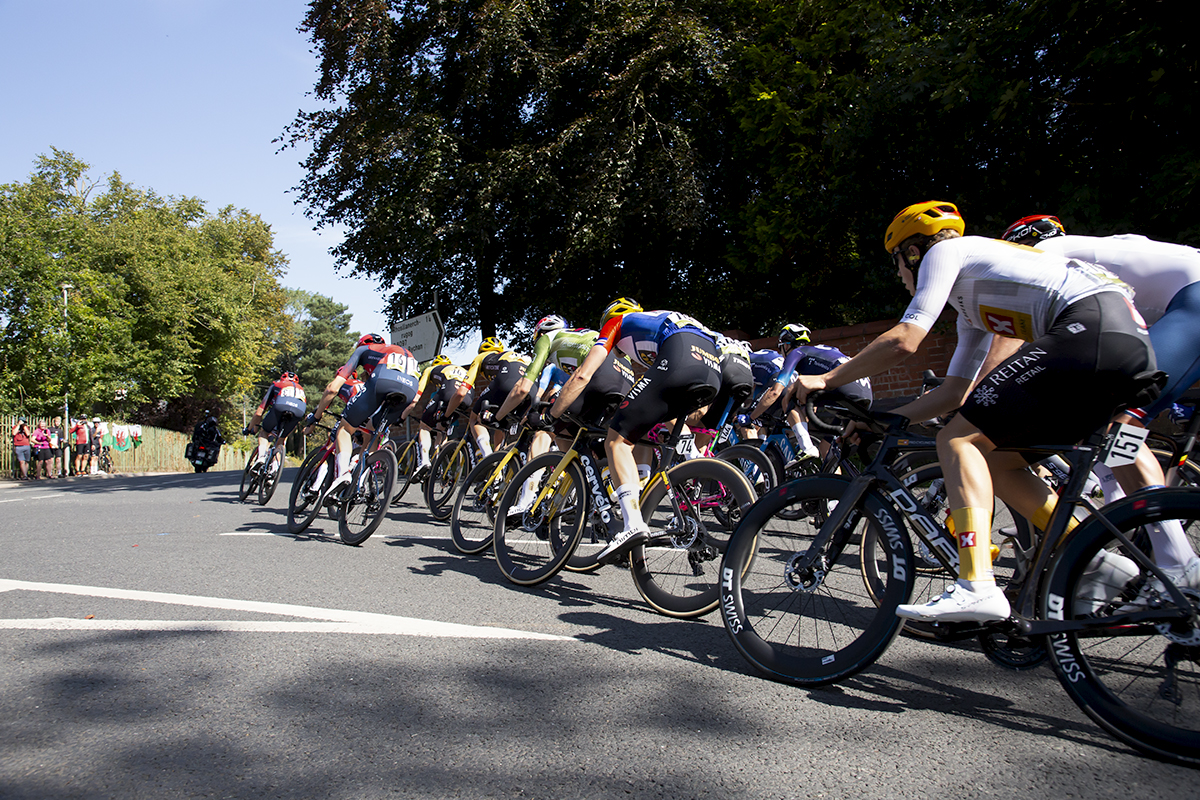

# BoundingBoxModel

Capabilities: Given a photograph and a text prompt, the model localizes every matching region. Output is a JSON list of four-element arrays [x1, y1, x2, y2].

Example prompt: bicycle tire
[[391, 441, 419, 502], [1042, 488, 1200, 765], [288, 447, 334, 534], [720, 475, 916, 686], [630, 458, 757, 618], [425, 440, 471, 521], [451, 452, 519, 555], [338, 448, 398, 545], [492, 452, 587, 586], [716, 444, 777, 498], [258, 448, 285, 505], [238, 450, 258, 503]]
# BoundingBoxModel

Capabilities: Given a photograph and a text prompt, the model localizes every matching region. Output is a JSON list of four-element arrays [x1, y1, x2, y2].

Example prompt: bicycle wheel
[[451, 452, 519, 555], [238, 450, 258, 503], [392, 441, 419, 502], [258, 448, 286, 505], [716, 443, 777, 498], [425, 441, 471, 521], [288, 448, 333, 534], [493, 452, 587, 586], [630, 458, 757, 618], [1042, 488, 1200, 765], [338, 449, 398, 545], [720, 475, 916, 686]]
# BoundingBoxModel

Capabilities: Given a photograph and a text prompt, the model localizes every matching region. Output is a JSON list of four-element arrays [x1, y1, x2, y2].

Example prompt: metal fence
[[2, 414, 248, 477]]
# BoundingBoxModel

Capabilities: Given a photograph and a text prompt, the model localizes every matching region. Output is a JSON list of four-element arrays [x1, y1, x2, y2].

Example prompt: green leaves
[[0, 151, 291, 423]]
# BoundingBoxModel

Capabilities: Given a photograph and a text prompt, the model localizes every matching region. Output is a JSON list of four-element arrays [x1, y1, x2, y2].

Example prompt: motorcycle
[[186, 413, 225, 473]]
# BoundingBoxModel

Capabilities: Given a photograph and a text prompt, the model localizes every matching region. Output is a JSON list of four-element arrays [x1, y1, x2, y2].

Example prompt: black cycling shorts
[[345, 367, 419, 429], [562, 348, 636, 428], [609, 331, 722, 443], [960, 291, 1155, 450], [420, 382, 472, 427], [263, 396, 307, 439], [701, 351, 754, 429], [475, 370, 522, 417]]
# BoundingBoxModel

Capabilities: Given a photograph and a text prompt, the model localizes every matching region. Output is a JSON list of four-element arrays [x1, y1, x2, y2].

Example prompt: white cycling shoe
[[597, 526, 650, 565], [896, 580, 1010, 623], [1073, 550, 1141, 616]]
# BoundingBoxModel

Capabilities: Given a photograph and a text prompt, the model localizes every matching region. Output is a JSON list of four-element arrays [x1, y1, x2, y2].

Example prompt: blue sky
[[0, 0, 480, 358]]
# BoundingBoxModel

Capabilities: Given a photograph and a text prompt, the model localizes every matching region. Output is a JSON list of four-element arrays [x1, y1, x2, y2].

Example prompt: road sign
[[391, 311, 445, 361]]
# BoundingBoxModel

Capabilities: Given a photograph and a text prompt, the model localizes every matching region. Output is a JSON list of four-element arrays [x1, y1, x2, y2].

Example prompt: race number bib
[[1101, 423, 1150, 468]]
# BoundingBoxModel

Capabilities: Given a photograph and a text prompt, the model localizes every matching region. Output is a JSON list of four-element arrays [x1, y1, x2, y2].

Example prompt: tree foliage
[[0, 150, 294, 425], [289, 0, 1199, 339]]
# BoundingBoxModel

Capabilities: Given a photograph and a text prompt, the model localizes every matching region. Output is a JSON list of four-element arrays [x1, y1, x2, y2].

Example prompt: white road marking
[[0, 579, 574, 640], [0, 494, 56, 503]]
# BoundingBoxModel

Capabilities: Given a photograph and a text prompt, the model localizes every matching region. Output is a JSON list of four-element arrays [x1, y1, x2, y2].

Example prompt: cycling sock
[[1031, 496, 1079, 534], [417, 430, 432, 466], [951, 507, 993, 583], [1091, 462, 1125, 501], [475, 432, 493, 457], [313, 462, 329, 486], [615, 483, 644, 531], [790, 420, 818, 457], [1138, 486, 1194, 570], [256, 439, 269, 460], [336, 449, 351, 477], [637, 463, 652, 482]]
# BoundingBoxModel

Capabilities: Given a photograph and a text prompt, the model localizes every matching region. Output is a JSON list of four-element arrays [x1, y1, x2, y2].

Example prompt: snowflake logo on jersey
[[972, 384, 999, 407]]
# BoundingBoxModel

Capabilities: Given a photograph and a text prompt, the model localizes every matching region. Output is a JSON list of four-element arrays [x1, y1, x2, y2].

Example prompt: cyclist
[[402, 354, 473, 477], [304, 333, 421, 491], [452, 337, 531, 457], [750, 323, 873, 464], [1002, 216, 1200, 591], [793, 201, 1156, 622], [245, 371, 308, 473], [690, 335, 754, 452], [495, 314, 635, 516], [550, 298, 723, 564]]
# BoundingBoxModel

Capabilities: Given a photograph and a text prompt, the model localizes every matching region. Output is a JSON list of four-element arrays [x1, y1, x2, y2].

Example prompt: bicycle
[[493, 413, 756, 618], [330, 394, 414, 545], [286, 422, 338, 534], [449, 415, 535, 555], [720, 387, 1200, 765], [423, 411, 488, 521], [238, 423, 293, 505], [97, 445, 114, 474]]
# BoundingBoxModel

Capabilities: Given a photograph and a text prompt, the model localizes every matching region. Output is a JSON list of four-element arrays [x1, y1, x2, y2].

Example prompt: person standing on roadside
[[49, 416, 65, 478], [89, 416, 103, 473], [32, 421, 53, 479], [11, 418, 32, 480], [70, 418, 88, 475]]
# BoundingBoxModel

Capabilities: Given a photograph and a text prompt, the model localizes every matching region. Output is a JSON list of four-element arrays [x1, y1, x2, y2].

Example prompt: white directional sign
[[391, 311, 445, 361]]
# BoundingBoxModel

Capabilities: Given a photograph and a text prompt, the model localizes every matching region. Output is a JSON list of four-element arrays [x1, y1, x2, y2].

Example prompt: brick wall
[[727, 309, 960, 403]]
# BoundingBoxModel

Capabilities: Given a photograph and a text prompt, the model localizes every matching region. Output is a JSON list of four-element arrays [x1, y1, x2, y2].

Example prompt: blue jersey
[[597, 310, 716, 369], [749, 350, 784, 396], [776, 344, 872, 406]]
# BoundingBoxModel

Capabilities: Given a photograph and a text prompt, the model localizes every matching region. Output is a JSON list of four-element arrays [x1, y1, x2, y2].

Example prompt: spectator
[[70, 418, 88, 475], [11, 418, 31, 480], [31, 421, 53, 479], [89, 416, 103, 474], [50, 416, 65, 478]]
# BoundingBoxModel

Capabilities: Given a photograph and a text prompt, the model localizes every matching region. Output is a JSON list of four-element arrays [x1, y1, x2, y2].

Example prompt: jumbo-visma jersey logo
[[980, 305, 1035, 341]]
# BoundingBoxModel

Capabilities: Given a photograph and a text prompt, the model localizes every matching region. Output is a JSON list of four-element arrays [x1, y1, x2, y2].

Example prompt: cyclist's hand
[[528, 409, 553, 431], [480, 409, 495, 425], [242, 426, 252, 437], [794, 373, 827, 406], [840, 420, 869, 446]]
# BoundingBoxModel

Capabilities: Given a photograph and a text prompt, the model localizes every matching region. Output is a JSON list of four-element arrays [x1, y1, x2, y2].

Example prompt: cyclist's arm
[[310, 374, 348, 422], [889, 376, 972, 425], [550, 342, 609, 419], [443, 381, 472, 419], [750, 381, 786, 421], [496, 376, 534, 420], [793, 322, 926, 405]]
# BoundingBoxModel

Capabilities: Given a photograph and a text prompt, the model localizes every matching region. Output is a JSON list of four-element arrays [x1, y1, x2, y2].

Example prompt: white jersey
[[1037, 234, 1200, 325], [900, 236, 1131, 381]]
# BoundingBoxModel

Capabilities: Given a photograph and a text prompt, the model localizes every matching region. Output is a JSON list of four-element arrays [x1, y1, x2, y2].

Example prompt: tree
[[286, 0, 738, 339], [0, 150, 294, 427]]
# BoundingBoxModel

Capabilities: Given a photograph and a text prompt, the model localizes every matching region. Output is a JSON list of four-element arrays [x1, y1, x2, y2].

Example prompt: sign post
[[390, 311, 445, 362]]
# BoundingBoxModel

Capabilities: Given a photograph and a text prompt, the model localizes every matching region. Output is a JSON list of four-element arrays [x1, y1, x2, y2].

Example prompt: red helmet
[[1001, 215, 1065, 245], [357, 333, 385, 346]]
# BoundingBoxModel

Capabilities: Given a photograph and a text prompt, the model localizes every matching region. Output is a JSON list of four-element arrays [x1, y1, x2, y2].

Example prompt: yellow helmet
[[599, 296, 642, 329], [883, 201, 965, 253], [478, 336, 504, 354], [431, 354, 452, 367]]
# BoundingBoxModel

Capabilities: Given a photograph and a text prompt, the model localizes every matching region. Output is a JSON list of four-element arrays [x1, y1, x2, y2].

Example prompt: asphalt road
[[1, 470, 1196, 799]]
